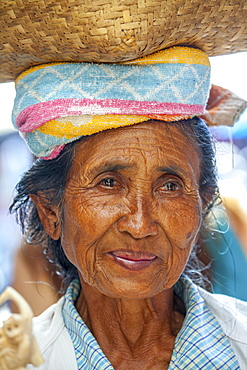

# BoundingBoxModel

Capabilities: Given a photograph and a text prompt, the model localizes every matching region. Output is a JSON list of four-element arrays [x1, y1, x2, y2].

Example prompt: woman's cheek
[[160, 199, 201, 249], [61, 195, 124, 259], [164, 251, 191, 288]]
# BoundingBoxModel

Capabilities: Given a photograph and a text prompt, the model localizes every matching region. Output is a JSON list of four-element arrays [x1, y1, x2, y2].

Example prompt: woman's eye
[[100, 178, 117, 187], [161, 181, 180, 192]]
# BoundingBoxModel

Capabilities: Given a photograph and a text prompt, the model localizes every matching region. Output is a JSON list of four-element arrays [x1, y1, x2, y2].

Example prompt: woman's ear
[[30, 194, 61, 240]]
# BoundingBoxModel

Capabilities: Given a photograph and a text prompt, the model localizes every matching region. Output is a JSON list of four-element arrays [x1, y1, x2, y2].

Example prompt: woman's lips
[[109, 251, 157, 271]]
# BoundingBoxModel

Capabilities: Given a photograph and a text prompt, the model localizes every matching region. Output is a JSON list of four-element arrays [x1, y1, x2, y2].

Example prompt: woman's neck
[[76, 279, 185, 369]]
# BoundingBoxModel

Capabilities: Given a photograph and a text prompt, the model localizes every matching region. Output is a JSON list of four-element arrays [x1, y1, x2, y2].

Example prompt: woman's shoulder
[[198, 286, 247, 336], [28, 296, 77, 370], [198, 286, 247, 368], [32, 296, 65, 336]]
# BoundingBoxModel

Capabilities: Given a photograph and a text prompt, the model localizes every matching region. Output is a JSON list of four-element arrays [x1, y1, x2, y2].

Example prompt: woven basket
[[1, 0, 247, 83]]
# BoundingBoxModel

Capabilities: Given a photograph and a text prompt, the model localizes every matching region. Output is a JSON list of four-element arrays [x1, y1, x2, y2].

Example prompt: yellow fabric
[[16, 46, 210, 83], [37, 115, 150, 138], [38, 113, 195, 138], [122, 47, 210, 66]]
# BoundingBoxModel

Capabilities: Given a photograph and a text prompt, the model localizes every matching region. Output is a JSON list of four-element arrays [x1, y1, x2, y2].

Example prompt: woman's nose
[[117, 198, 158, 239]]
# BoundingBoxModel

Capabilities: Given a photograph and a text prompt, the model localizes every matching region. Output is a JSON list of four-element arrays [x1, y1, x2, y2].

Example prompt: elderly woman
[[9, 47, 247, 369]]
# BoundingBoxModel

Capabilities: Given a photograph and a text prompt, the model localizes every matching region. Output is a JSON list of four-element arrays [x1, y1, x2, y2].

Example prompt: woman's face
[[60, 121, 203, 299]]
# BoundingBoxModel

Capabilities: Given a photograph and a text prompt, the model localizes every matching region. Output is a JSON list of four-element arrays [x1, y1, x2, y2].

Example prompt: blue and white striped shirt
[[62, 277, 240, 369]]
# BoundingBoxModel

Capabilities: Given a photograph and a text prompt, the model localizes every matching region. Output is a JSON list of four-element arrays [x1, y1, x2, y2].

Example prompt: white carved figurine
[[0, 287, 44, 369]]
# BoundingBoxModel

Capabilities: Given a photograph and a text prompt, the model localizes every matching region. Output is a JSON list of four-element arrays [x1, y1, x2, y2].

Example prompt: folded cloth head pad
[[12, 46, 212, 159]]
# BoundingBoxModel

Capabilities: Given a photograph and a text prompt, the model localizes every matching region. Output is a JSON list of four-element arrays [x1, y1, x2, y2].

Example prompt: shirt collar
[[170, 276, 240, 369], [62, 280, 114, 370], [62, 276, 240, 370]]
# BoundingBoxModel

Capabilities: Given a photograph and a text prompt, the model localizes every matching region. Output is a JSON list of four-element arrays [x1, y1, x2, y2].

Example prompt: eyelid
[[96, 172, 124, 187], [155, 174, 184, 193], [158, 173, 184, 185], [96, 171, 121, 181]]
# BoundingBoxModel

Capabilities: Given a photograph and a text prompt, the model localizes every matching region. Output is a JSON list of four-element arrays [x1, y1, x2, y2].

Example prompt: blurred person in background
[[0, 132, 31, 292], [200, 195, 247, 301], [199, 137, 247, 301], [0, 132, 61, 316], [12, 239, 62, 315]]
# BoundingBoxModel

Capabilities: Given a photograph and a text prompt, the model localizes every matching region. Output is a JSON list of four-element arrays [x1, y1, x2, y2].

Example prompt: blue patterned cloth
[[12, 47, 211, 126], [11, 47, 211, 159], [62, 277, 240, 369]]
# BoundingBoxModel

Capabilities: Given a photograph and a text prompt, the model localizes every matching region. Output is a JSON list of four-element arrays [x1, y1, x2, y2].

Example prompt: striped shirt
[[62, 277, 240, 369]]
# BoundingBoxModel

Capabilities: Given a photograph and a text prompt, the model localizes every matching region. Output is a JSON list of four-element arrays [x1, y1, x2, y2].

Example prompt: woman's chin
[[89, 274, 171, 300], [79, 260, 179, 300]]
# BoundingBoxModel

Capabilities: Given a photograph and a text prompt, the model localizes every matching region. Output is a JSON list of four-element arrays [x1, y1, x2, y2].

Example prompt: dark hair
[[10, 117, 220, 290]]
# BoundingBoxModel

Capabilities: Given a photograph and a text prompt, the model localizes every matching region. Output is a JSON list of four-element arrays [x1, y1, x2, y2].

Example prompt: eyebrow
[[157, 165, 189, 178], [87, 162, 191, 179], [88, 162, 133, 177]]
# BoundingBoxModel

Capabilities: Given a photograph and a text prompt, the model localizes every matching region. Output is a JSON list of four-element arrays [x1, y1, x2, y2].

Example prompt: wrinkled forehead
[[71, 121, 201, 180]]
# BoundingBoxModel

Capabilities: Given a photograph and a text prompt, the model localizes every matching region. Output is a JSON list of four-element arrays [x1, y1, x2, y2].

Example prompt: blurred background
[[0, 52, 247, 316]]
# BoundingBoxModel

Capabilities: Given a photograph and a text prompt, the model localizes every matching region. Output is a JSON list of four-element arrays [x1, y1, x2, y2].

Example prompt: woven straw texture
[[1, 0, 247, 83]]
